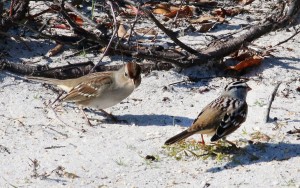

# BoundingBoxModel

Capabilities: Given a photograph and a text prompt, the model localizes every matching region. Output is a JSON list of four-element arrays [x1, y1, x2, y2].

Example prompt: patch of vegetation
[[114, 158, 127, 167], [162, 139, 239, 161]]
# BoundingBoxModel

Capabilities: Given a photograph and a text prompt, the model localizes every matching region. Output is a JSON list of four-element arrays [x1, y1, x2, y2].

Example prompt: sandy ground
[[1, 1, 300, 188]]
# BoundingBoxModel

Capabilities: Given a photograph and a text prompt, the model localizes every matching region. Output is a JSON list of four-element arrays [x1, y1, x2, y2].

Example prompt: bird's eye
[[124, 72, 128, 77]]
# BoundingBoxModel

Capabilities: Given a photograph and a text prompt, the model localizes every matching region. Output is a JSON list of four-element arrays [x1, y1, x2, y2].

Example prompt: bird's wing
[[61, 74, 113, 102], [188, 97, 227, 134], [211, 100, 248, 141]]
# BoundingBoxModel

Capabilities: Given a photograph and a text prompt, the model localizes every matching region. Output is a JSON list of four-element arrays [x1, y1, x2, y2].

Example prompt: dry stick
[[64, 1, 97, 27], [143, 9, 199, 55], [127, 4, 140, 44], [58, 0, 107, 46], [90, 0, 118, 73], [173, 0, 184, 23], [18, 22, 80, 45], [287, 127, 300, 134], [274, 27, 300, 46], [264, 82, 282, 123], [64, 44, 102, 59]]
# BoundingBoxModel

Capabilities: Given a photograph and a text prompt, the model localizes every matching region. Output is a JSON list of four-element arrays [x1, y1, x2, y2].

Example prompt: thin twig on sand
[[90, 0, 118, 73], [264, 82, 282, 123]]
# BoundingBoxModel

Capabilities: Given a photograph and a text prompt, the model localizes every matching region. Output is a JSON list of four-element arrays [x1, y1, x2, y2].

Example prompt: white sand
[[0, 1, 299, 187]]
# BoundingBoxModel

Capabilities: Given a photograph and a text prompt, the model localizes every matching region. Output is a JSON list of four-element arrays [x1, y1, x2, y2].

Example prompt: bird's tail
[[164, 130, 195, 145], [26, 76, 71, 92], [210, 134, 221, 142]]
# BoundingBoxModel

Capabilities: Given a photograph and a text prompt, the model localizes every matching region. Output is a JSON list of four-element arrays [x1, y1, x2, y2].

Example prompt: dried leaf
[[153, 5, 193, 18], [156, 4, 170, 9], [64, 172, 80, 179], [238, 0, 255, 5], [125, 5, 143, 15], [153, 7, 170, 15], [68, 13, 83, 26], [230, 51, 252, 61], [212, 7, 244, 17], [227, 55, 263, 71], [190, 15, 216, 23], [190, 15, 225, 25], [135, 28, 157, 36], [118, 24, 129, 39], [47, 43, 64, 57], [198, 22, 215, 32], [53, 24, 70, 29], [165, 6, 193, 18], [250, 131, 271, 142]]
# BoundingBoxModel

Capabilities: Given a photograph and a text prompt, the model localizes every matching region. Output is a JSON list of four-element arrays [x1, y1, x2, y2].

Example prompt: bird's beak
[[247, 86, 252, 91], [133, 77, 141, 88]]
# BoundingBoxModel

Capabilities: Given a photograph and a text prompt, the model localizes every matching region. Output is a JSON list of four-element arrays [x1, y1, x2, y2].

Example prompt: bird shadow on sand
[[89, 111, 194, 127], [206, 142, 300, 173]]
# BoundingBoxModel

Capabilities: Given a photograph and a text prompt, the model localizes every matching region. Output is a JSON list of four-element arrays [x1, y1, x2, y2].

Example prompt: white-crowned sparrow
[[27, 62, 141, 125], [165, 81, 251, 146]]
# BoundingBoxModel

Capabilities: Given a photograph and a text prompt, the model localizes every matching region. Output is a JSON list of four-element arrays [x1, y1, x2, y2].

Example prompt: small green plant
[[126, 144, 136, 150], [33, 94, 39, 99], [91, 0, 95, 20], [114, 158, 127, 166], [163, 139, 237, 161], [241, 127, 248, 135], [80, 47, 86, 57], [254, 99, 266, 107]]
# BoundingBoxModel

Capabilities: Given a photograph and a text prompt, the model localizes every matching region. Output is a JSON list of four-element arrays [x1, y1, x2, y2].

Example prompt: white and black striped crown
[[224, 81, 250, 91]]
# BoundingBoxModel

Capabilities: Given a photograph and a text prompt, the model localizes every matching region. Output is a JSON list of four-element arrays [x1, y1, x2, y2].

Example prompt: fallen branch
[[143, 9, 200, 55], [1, 0, 300, 78], [0, 60, 95, 79], [0, 60, 173, 79]]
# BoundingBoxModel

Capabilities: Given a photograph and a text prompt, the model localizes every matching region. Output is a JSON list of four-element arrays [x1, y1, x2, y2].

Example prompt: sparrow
[[27, 62, 141, 125], [165, 81, 251, 147]]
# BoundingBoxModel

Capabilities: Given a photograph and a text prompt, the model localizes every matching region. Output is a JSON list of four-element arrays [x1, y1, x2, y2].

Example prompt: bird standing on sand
[[165, 81, 251, 147], [28, 62, 141, 125]]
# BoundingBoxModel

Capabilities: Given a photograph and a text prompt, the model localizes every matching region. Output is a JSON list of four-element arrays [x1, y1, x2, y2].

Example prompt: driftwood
[[0, 60, 173, 79], [0, 0, 299, 78]]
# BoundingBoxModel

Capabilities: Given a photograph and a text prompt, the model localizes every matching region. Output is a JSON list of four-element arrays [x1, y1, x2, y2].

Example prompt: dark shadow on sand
[[206, 142, 300, 173]]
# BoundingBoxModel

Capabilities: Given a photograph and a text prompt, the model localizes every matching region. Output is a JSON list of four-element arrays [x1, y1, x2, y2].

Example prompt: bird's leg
[[201, 134, 206, 145], [197, 134, 206, 146], [51, 91, 64, 106], [100, 109, 118, 122], [80, 107, 93, 126]]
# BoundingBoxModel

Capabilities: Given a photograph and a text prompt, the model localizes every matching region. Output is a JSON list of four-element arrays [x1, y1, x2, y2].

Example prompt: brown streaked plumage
[[165, 81, 251, 146], [27, 62, 142, 125]]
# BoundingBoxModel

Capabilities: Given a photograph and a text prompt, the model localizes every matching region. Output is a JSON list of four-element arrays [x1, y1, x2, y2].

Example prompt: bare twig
[[64, 44, 102, 59], [58, 0, 108, 46], [44, 145, 66, 149], [90, 0, 118, 73], [264, 82, 282, 123], [48, 127, 68, 138], [275, 27, 300, 46], [127, 4, 140, 43], [143, 9, 200, 55], [287, 126, 300, 134], [64, 1, 97, 27], [173, 0, 184, 23]]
